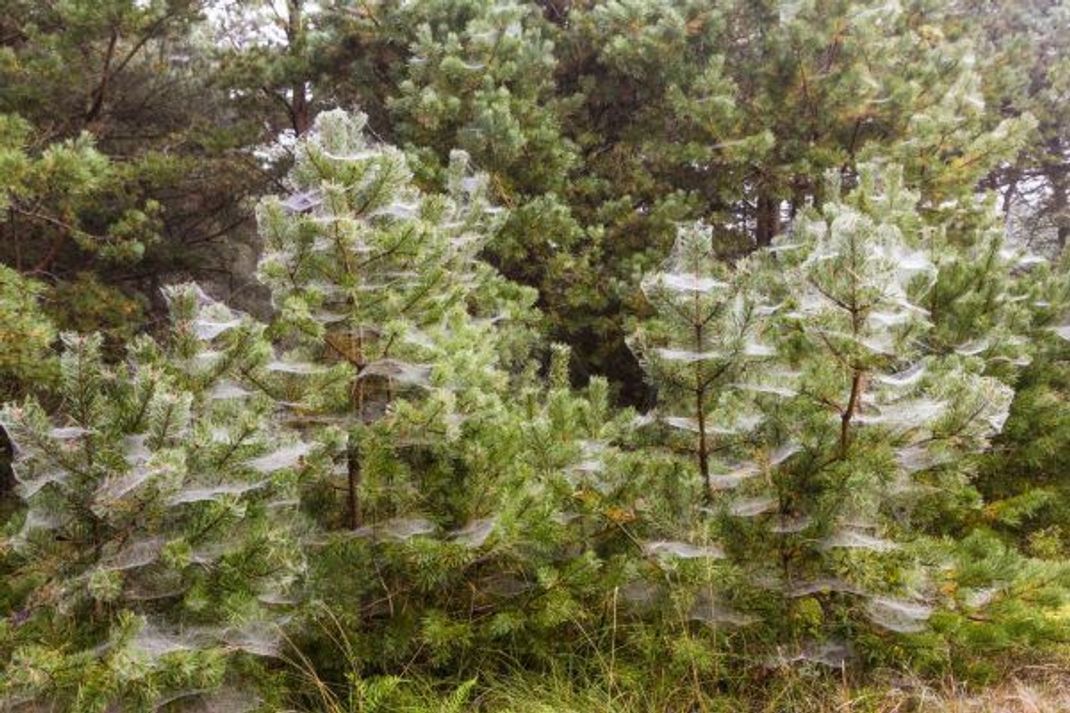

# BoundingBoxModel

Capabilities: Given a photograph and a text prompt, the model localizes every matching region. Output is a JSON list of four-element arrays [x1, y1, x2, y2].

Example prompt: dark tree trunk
[[346, 433, 362, 529], [1049, 165, 1068, 254], [756, 190, 780, 247], [292, 81, 310, 136], [287, 0, 310, 136]]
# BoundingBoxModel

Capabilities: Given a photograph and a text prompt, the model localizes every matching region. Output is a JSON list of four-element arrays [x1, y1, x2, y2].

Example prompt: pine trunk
[[756, 190, 779, 247]]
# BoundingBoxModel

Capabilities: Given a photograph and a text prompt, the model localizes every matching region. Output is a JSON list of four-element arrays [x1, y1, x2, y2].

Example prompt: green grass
[[282, 648, 1070, 712]]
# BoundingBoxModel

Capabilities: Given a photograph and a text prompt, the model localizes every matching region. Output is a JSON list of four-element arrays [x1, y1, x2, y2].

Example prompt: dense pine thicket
[[0, 1, 1068, 711]]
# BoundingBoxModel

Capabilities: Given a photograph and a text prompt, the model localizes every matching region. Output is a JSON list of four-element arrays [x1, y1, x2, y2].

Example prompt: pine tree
[[0, 0, 282, 342], [0, 284, 318, 711], [255, 108, 537, 531], [385, 0, 571, 193], [629, 221, 778, 502], [632, 163, 1031, 667], [0, 112, 161, 302], [759, 165, 1016, 649], [309, 0, 595, 388]]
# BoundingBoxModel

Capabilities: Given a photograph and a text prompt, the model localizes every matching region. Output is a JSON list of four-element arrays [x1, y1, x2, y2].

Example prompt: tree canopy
[[0, 1, 1068, 711]]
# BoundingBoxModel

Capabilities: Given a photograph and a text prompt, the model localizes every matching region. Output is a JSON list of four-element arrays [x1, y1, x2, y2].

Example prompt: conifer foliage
[[255, 108, 536, 531], [1, 1, 1070, 702], [630, 222, 778, 500], [0, 285, 317, 711], [630, 163, 1045, 665]]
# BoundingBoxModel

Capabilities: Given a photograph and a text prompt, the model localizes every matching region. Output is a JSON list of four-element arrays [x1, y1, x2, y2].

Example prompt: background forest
[[0, 1, 1068, 711]]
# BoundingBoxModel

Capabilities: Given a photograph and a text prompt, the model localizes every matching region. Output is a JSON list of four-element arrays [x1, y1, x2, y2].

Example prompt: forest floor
[[819, 668, 1070, 713], [452, 662, 1070, 712]]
